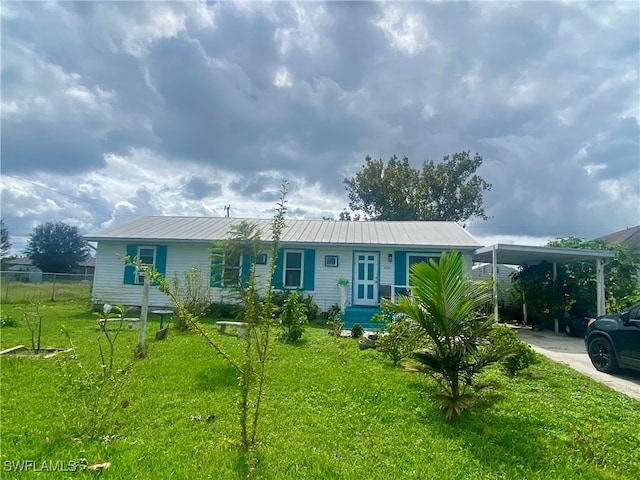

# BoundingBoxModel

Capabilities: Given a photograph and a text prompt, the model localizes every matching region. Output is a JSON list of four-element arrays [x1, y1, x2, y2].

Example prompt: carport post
[[596, 258, 606, 316], [553, 263, 559, 334]]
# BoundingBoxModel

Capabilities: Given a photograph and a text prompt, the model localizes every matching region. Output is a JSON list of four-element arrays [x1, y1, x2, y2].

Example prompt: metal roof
[[85, 216, 481, 249], [473, 243, 615, 266]]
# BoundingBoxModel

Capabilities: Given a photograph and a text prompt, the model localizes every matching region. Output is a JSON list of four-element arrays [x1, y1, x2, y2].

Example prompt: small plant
[[350, 323, 364, 339], [57, 304, 135, 439], [0, 313, 17, 328], [337, 278, 349, 286], [489, 324, 540, 376], [19, 300, 44, 354], [277, 292, 308, 342], [326, 309, 344, 336], [376, 315, 425, 366]]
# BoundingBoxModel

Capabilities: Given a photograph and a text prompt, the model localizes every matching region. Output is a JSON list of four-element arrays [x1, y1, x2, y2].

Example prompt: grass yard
[[1, 300, 639, 479]]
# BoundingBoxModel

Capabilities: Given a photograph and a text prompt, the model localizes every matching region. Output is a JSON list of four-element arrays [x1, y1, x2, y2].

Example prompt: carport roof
[[473, 243, 615, 266]]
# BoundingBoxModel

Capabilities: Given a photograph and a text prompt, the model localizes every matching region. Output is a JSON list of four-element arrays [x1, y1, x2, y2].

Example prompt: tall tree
[[344, 151, 492, 222], [1, 219, 11, 259], [24, 222, 89, 273]]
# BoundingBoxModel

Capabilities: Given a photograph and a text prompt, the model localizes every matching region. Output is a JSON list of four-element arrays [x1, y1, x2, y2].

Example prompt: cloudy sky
[[1, 1, 639, 255]]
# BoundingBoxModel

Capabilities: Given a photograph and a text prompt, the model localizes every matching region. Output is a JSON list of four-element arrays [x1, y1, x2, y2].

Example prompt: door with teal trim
[[354, 252, 378, 306]]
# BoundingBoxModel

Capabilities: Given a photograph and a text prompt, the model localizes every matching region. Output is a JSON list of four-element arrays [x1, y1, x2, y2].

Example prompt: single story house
[[85, 216, 481, 327]]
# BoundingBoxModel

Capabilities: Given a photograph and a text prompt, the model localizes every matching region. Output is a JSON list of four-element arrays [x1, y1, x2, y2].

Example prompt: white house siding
[[471, 263, 519, 305], [93, 241, 213, 308], [93, 240, 476, 311]]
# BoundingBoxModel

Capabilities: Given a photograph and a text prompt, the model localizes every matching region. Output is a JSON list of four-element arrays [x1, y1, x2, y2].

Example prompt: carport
[[473, 244, 616, 331]]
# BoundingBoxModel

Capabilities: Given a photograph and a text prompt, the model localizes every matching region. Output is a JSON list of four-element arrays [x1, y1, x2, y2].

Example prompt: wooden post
[[136, 267, 150, 357]]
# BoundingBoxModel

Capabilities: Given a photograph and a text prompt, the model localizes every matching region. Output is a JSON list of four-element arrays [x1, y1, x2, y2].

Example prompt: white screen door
[[354, 252, 378, 306]]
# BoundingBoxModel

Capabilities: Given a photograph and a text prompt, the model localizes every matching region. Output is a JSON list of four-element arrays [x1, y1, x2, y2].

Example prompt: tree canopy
[[1, 219, 11, 259], [343, 151, 492, 222], [24, 222, 89, 273]]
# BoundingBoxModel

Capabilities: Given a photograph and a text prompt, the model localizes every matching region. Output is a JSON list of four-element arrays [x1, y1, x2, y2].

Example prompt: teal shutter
[[156, 246, 167, 274], [394, 251, 406, 286], [272, 248, 284, 289], [153, 245, 168, 285], [210, 249, 224, 288], [303, 249, 315, 291], [123, 244, 137, 284], [240, 253, 252, 287]]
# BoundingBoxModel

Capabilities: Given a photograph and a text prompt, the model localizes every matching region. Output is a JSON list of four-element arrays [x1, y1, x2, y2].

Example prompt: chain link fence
[[0, 271, 94, 304]]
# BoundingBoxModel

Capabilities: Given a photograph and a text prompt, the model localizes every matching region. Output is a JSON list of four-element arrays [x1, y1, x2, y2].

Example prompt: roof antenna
[[224, 205, 230, 218]]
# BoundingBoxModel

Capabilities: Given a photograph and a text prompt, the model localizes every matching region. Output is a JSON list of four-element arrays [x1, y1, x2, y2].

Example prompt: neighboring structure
[[2, 256, 95, 279], [5, 258, 43, 283], [470, 263, 519, 306], [598, 225, 640, 252], [85, 217, 482, 327]]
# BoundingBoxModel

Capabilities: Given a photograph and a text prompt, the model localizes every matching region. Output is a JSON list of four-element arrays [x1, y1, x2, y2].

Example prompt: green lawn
[[1, 300, 639, 479]]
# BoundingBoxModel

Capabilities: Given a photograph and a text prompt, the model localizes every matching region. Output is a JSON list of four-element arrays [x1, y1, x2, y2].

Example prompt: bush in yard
[[383, 252, 515, 422], [272, 290, 319, 325], [277, 292, 308, 342], [489, 324, 540, 376], [350, 323, 364, 339], [159, 265, 212, 331], [376, 316, 426, 366], [209, 301, 239, 319]]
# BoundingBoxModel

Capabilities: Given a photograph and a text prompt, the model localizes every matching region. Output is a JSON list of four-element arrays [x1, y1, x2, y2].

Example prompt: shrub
[[277, 292, 308, 342], [350, 323, 364, 338], [489, 324, 540, 376], [272, 290, 319, 324], [209, 301, 239, 319], [159, 265, 212, 331], [376, 316, 425, 366]]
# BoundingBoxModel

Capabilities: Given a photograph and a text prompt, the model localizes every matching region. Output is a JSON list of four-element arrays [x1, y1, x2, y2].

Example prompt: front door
[[354, 252, 378, 306]]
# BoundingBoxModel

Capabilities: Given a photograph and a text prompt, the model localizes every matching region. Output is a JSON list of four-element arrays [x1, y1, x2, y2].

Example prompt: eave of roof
[[473, 243, 615, 266]]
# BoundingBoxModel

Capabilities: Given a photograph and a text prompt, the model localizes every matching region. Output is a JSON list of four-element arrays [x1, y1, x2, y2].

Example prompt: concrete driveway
[[516, 327, 640, 402]]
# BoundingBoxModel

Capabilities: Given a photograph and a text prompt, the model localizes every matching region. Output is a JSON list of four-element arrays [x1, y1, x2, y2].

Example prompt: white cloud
[[374, 5, 432, 56]]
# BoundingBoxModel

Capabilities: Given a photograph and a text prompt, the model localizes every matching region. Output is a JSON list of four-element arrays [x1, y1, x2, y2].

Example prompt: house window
[[136, 246, 156, 284], [223, 255, 241, 287], [407, 254, 437, 285], [256, 253, 268, 265], [284, 251, 303, 288], [325, 255, 339, 267]]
